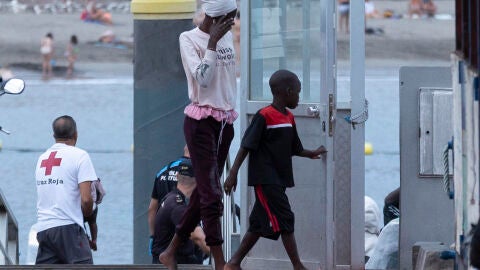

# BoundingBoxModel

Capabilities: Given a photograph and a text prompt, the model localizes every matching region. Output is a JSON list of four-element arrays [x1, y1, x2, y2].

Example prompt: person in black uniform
[[470, 218, 480, 268], [224, 69, 327, 270], [151, 160, 209, 264], [148, 145, 190, 257], [383, 187, 400, 226]]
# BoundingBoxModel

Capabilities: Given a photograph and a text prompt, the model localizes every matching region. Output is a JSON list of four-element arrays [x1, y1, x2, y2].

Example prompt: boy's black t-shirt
[[241, 105, 304, 187]]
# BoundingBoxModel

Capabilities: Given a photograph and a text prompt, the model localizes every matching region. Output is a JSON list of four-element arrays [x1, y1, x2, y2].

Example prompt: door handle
[[329, 94, 335, 137], [307, 106, 320, 118]]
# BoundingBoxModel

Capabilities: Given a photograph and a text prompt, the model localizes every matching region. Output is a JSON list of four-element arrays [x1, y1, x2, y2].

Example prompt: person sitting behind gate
[[152, 161, 209, 264]]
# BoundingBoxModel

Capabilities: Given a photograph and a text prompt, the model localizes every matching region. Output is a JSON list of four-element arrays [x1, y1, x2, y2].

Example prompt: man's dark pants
[[36, 223, 93, 264]]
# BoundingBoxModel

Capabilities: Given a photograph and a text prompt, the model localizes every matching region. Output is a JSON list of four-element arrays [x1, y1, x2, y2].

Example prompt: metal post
[[302, 0, 311, 100], [349, 0, 365, 268], [325, 0, 336, 268], [222, 165, 232, 260], [131, 0, 195, 263], [0, 189, 18, 265]]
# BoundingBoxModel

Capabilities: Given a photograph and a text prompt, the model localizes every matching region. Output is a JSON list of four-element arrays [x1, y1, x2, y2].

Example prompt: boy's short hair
[[269, 69, 300, 95]]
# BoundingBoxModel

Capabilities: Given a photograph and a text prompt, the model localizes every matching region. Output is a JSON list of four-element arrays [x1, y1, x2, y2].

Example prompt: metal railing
[[0, 188, 18, 265], [221, 156, 240, 261]]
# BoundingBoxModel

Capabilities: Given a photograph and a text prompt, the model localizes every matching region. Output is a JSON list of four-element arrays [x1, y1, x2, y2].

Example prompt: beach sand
[[0, 13, 134, 68], [0, 0, 455, 71]]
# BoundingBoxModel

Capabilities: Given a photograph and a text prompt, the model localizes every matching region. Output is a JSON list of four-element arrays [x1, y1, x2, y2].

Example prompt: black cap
[[178, 160, 194, 177]]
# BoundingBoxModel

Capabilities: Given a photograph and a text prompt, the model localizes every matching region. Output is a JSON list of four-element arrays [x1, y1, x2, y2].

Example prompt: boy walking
[[224, 69, 327, 270]]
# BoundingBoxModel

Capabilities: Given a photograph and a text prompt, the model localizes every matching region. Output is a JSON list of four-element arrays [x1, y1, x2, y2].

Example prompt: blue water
[[0, 73, 133, 264], [362, 67, 401, 214], [337, 65, 401, 224], [0, 64, 402, 264]]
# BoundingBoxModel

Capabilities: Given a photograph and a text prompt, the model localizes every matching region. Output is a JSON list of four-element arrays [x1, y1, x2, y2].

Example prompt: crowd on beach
[[338, 0, 441, 34], [2, 0, 452, 79], [0, 0, 130, 14], [36, 0, 132, 79]]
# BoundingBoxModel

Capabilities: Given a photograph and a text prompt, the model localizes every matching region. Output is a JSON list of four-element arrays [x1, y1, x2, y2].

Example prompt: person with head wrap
[[364, 196, 382, 262], [159, 1, 237, 269]]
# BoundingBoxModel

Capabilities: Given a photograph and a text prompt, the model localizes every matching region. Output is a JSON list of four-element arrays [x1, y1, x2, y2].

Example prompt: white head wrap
[[364, 196, 382, 257], [202, 0, 237, 18]]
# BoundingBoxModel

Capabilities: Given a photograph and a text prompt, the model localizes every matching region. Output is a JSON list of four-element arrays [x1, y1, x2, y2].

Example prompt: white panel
[[432, 92, 453, 174], [451, 55, 464, 253], [399, 67, 454, 269], [419, 88, 453, 176], [419, 91, 434, 174]]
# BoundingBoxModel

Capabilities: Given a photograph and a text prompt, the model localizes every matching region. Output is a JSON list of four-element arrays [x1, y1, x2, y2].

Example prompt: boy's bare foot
[[224, 262, 242, 270], [159, 252, 177, 270]]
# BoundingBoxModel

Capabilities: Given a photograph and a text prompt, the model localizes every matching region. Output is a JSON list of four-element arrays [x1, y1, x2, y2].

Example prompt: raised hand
[[208, 15, 235, 49]]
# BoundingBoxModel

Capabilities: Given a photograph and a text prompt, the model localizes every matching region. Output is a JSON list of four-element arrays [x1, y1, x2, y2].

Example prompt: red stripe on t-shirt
[[259, 106, 295, 127], [255, 185, 280, 232]]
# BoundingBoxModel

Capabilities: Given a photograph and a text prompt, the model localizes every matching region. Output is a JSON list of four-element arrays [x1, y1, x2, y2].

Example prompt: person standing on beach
[[65, 35, 79, 77], [34, 115, 97, 264], [159, 0, 237, 269], [224, 69, 327, 270], [422, 0, 437, 17], [40, 33, 54, 78], [408, 0, 423, 18]]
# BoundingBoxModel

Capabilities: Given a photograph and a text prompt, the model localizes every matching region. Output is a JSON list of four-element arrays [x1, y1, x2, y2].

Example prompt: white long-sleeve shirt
[[179, 27, 237, 112]]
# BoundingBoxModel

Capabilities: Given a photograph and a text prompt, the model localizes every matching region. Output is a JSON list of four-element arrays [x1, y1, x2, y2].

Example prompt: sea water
[[0, 65, 401, 264], [0, 74, 133, 264]]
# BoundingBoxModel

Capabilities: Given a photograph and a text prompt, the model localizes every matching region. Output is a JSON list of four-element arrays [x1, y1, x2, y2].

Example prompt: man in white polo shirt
[[34, 115, 97, 264]]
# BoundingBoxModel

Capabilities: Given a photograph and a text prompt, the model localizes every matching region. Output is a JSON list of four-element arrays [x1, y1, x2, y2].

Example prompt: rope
[[443, 139, 454, 199], [344, 99, 369, 129]]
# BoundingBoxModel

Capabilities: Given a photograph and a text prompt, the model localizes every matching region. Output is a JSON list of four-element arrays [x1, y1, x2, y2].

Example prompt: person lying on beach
[[81, 0, 112, 25]]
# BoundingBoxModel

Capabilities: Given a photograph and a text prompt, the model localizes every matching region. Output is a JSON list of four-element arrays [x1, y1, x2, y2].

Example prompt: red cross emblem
[[40, 151, 62, 176]]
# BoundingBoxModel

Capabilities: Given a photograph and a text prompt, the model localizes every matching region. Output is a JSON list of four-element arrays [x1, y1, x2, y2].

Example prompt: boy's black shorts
[[248, 185, 294, 240]]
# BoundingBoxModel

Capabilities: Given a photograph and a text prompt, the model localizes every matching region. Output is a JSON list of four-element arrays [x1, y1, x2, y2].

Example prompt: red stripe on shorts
[[255, 185, 280, 232]]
